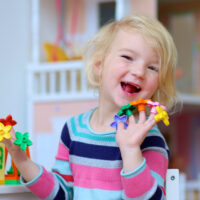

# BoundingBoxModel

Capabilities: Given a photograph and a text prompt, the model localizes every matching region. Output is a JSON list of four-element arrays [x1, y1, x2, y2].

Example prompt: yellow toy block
[[154, 106, 170, 126], [0, 122, 12, 142], [0, 143, 5, 184]]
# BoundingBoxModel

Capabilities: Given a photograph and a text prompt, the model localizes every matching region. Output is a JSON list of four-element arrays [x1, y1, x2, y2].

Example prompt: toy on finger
[[13, 132, 33, 151], [0, 114, 17, 142], [0, 123, 12, 142], [110, 99, 170, 131], [154, 106, 170, 126], [117, 103, 136, 117], [130, 98, 151, 111], [147, 100, 166, 114], [110, 115, 128, 130], [0, 115, 17, 126]]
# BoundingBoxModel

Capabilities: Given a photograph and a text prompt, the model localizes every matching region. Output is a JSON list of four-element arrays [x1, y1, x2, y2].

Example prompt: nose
[[130, 63, 145, 79]]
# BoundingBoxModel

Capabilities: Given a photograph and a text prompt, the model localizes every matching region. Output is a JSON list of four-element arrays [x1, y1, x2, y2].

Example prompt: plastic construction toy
[[117, 104, 136, 117], [130, 98, 151, 111], [0, 122, 12, 142], [154, 106, 170, 126], [110, 99, 170, 131], [147, 100, 166, 114], [110, 115, 128, 130], [13, 132, 33, 151], [0, 115, 17, 126], [0, 115, 32, 185]]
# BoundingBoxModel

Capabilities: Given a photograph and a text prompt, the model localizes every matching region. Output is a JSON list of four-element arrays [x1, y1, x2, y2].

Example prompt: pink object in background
[[34, 100, 98, 134]]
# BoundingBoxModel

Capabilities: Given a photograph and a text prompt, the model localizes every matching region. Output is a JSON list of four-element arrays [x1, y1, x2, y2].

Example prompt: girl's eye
[[121, 55, 132, 61], [148, 66, 159, 72]]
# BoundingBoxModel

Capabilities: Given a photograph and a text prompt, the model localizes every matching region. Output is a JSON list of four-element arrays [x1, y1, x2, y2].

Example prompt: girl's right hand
[[2, 127, 40, 183], [2, 128, 28, 164]]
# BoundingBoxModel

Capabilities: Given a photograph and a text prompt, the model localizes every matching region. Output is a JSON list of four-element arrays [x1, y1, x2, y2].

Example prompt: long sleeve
[[21, 123, 74, 200], [21, 111, 170, 200], [120, 126, 169, 200]]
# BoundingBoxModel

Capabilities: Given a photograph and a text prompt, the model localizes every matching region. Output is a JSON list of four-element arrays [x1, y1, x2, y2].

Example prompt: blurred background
[[0, 0, 200, 199]]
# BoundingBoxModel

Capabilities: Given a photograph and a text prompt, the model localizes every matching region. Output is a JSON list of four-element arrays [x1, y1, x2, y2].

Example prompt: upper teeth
[[135, 85, 140, 90]]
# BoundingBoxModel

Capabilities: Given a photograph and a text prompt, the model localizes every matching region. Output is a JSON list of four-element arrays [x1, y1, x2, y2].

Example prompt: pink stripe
[[55, 142, 69, 160], [121, 166, 155, 198], [28, 167, 54, 199], [143, 151, 168, 178], [70, 163, 122, 190]]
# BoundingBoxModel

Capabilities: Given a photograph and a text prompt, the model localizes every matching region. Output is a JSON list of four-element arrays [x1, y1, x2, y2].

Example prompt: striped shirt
[[22, 109, 169, 200]]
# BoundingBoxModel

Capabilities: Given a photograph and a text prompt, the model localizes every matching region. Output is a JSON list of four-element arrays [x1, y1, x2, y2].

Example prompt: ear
[[93, 61, 103, 78]]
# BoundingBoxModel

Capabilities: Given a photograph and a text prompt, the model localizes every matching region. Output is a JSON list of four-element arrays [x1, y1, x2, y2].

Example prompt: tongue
[[124, 84, 136, 93]]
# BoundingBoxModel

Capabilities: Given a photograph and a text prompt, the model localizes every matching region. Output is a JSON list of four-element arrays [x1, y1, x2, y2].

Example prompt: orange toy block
[[130, 99, 151, 111]]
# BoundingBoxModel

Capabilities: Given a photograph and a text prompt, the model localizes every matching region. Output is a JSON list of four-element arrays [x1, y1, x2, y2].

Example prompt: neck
[[90, 101, 120, 132]]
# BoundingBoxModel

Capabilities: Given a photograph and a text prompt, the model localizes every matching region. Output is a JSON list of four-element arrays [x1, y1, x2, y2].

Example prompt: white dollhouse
[[28, 0, 157, 168]]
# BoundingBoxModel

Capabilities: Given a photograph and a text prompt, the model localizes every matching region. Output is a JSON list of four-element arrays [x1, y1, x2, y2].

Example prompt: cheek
[[148, 75, 159, 92]]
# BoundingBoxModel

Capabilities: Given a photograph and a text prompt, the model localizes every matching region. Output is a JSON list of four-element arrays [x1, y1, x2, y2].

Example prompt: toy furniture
[[166, 169, 179, 200]]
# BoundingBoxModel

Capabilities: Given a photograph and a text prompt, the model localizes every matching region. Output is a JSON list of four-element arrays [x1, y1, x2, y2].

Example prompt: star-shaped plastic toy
[[13, 132, 33, 151], [110, 115, 128, 130], [117, 104, 136, 117], [0, 115, 17, 126], [154, 106, 170, 126], [130, 99, 150, 111], [147, 100, 166, 114], [0, 122, 12, 141]]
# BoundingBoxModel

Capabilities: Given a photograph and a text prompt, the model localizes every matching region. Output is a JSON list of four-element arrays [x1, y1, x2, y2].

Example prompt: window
[[98, 2, 116, 27]]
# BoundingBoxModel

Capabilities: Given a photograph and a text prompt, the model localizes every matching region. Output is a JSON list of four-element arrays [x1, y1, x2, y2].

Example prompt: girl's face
[[96, 29, 160, 109]]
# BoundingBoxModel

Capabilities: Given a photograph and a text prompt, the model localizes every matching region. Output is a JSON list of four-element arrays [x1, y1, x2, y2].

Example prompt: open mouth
[[121, 82, 141, 94]]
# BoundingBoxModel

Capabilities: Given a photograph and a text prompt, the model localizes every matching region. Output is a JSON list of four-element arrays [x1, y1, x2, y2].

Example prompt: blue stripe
[[78, 113, 87, 129], [151, 170, 164, 187], [73, 186, 121, 200], [54, 185, 65, 200], [52, 160, 72, 175], [148, 127, 160, 134], [61, 123, 71, 148], [149, 186, 162, 200], [141, 136, 166, 149], [141, 136, 170, 159], [71, 117, 116, 142], [167, 149, 170, 160], [70, 141, 122, 160]]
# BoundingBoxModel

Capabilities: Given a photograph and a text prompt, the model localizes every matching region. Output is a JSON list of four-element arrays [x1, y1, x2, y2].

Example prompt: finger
[[145, 115, 157, 130], [10, 128, 16, 140], [139, 110, 146, 123], [148, 113, 155, 121], [117, 122, 125, 132], [2, 137, 14, 150], [128, 115, 136, 124]]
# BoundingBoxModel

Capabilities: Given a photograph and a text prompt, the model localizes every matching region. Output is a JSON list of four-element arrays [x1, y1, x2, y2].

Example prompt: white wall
[[0, 0, 30, 132]]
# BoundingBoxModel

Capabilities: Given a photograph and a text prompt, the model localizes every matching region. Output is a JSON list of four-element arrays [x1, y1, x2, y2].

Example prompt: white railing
[[27, 61, 97, 102]]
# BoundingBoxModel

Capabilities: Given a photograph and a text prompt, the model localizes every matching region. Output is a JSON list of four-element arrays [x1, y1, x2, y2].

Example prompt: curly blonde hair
[[83, 14, 177, 110]]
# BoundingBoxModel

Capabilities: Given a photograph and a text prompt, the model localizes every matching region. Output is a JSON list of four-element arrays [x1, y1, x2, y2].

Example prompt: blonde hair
[[83, 14, 177, 110]]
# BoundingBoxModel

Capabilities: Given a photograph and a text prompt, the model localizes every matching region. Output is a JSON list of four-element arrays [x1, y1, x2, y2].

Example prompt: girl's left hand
[[116, 111, 156, 151]]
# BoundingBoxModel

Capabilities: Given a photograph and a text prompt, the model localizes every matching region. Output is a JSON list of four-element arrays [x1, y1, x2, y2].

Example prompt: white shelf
[[0, 185, 29, 194], [179, 93, 200, 105], [28, 60, 84, 72]]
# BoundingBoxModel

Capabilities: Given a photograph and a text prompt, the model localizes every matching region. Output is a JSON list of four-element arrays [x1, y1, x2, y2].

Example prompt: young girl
[[3, 14, 177, 199]]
